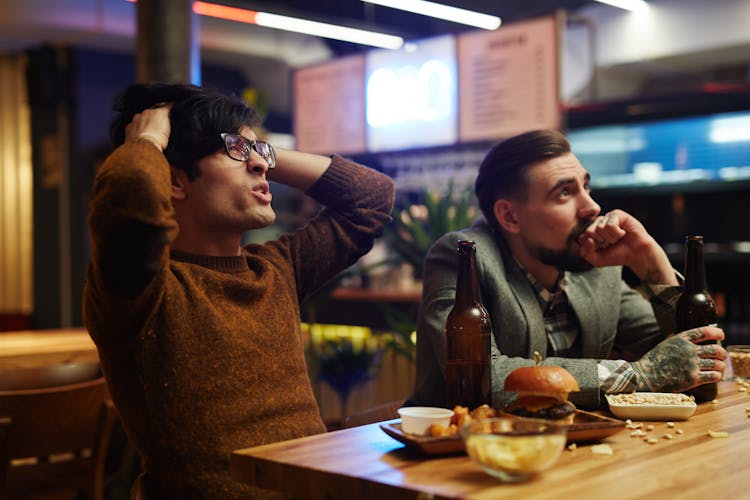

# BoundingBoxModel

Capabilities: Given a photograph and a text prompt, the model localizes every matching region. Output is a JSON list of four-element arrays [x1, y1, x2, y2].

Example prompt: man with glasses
[[221, 132, 277, 168], [84, 83, 394, 498]]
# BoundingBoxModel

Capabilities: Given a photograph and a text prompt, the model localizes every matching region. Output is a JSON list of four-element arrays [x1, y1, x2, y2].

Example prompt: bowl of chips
[[462, 417, 567, 482]]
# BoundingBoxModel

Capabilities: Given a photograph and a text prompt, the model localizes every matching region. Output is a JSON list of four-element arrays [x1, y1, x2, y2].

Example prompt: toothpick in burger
[[502, 352, 580, 424]]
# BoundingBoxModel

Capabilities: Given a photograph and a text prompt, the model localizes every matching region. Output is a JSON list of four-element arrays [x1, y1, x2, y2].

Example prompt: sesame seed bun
[[504, 365, 580, 402]]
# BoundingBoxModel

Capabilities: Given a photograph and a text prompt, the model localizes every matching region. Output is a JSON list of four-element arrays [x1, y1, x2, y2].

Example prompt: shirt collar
[[513, 257, 569, 306]]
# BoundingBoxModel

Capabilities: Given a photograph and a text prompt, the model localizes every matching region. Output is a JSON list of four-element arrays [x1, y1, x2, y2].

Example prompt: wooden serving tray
[[380, 421, 465, 455], [380, 409, 625, 455], [562, 409, 627, 442]]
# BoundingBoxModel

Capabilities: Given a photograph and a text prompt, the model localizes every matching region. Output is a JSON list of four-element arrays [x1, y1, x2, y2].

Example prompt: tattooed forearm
[[632, 337, 697, 392]]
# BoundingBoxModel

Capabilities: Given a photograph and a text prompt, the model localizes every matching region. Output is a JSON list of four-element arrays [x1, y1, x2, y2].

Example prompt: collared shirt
[[520, 263, 682, 394], [523, 269, 580, 358]]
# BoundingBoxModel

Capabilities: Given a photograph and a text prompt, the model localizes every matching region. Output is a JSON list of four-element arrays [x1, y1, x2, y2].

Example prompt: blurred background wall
[[0, 0, 749, 343]]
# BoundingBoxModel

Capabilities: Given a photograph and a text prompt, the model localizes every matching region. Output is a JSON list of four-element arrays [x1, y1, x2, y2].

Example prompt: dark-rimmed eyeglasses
[[220, 133, 276, 169]]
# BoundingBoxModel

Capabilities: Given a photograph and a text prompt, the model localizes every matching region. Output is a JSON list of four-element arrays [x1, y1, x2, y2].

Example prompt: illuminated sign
[[457, 16, 559, 141], [366, 35, 457, 152], [294, 55, 366, 155]]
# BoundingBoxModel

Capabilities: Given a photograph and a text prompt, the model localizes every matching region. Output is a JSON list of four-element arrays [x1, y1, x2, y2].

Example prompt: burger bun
[[504, 365, 580, 403]]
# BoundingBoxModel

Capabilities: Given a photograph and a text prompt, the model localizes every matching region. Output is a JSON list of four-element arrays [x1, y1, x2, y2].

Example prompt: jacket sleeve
[[610, 281, 672, 360]]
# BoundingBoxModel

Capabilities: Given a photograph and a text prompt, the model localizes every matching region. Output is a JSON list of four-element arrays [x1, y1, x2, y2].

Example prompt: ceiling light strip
[[193, 2, 258, 24], [255, 12, 403, 49], [193, 1, 403, 49], [362, 0, 501, 30], [593, 0, 650, 12]]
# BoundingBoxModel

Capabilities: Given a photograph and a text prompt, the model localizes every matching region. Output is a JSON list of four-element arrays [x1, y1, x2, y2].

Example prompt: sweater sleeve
[[271, 155, 395, 301], [86, 139, 177, 299]]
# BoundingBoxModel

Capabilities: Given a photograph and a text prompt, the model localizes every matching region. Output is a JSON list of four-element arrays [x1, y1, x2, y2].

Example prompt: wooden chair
[[342, 399, 405, 428], [0, 377, 118, 500], [130, 471, 163, 500]]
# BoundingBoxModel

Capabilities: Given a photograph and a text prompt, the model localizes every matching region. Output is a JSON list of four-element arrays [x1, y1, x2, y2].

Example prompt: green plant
[[386, 183, 478, 280], [373, 183, 479, 361], [310, 337, 382, 418], [377, 303, 418, 361]]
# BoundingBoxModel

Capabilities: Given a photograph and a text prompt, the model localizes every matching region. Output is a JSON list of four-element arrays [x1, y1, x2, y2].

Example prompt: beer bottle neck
[[455, 246, 482, 307], [683, 237, 708, 292]]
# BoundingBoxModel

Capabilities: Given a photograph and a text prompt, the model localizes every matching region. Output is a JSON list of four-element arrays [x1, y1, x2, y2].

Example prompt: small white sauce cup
[[397, 406, 454, 435]]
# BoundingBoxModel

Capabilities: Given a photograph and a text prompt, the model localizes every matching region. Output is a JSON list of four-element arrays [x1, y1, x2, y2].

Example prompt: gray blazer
[[408, 219, 674, 410]]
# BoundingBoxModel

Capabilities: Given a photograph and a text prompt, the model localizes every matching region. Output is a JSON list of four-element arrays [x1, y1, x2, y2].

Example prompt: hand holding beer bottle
[[677, 235, 719, 402], [631, 235, 726, 396]]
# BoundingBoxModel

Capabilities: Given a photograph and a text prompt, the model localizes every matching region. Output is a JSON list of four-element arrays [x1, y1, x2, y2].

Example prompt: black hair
[[109, 82, 259, 180], [474, 129, 571, 231]]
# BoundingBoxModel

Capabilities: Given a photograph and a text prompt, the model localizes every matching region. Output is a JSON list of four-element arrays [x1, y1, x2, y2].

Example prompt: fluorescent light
[[255, 12, 403, 49], [710, 115, 750, 143], [187, 1, 404, 49], [362, 0, 501, 30], [594, 0, 650, 12]]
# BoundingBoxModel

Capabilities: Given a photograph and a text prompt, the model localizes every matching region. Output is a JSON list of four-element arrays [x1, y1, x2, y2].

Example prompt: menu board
[[457, 16, 560, 142], [293, 55, 366, 155]]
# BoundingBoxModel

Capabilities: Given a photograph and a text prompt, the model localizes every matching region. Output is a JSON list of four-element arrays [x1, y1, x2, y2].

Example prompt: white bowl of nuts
[[605, 392, 697, 421]]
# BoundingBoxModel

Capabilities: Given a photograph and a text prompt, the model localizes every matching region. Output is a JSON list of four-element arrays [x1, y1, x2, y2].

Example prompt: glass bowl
[[728, 345, 750, 382], [461, 417, 567, 482]]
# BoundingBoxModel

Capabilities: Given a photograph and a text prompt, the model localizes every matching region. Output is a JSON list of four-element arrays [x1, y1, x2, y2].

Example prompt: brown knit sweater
[[83, 140, 394, 498]]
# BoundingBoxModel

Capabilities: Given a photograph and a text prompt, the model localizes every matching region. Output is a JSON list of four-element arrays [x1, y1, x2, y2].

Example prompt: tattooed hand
[[631, 326, 726, 392], [578, 209, 678, 286]]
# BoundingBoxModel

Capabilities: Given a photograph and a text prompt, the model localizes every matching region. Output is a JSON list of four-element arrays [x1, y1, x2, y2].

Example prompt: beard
[[528, 218, 595, 272]]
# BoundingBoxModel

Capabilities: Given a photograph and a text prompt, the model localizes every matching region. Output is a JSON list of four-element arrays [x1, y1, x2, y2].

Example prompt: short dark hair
[[109, 83, 259, 180], [475, 129, 571, 230]]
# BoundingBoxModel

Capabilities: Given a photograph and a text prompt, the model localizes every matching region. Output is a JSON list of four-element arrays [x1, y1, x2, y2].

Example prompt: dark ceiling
[[232, 0, 595, 54]]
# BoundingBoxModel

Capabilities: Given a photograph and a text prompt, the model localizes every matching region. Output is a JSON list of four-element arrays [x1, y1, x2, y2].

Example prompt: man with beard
[[407, 129, 726, 410]]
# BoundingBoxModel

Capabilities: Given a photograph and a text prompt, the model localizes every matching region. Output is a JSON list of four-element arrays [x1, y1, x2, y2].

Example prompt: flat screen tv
[[568, 108, 750, 192]]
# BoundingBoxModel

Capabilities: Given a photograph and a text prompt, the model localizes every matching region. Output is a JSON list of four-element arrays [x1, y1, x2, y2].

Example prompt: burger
[[502, 365, 580, 424]]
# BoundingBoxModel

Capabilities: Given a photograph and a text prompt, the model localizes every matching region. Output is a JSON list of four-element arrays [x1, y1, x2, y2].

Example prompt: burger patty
[[505, 400, 576, 420]]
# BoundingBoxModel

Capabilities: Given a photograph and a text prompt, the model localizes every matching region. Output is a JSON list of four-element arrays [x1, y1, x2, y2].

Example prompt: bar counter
[[232, 381, 750, 499], [0, 328, 97, 370]]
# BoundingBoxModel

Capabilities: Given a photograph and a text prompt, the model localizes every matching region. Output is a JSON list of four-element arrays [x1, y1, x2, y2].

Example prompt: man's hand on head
[[125, 104, 172, 152]]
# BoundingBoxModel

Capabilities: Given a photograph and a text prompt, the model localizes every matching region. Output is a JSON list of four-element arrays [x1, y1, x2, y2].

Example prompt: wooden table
[[0, 328, 98, 370], [232, 381, 750, 499]]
